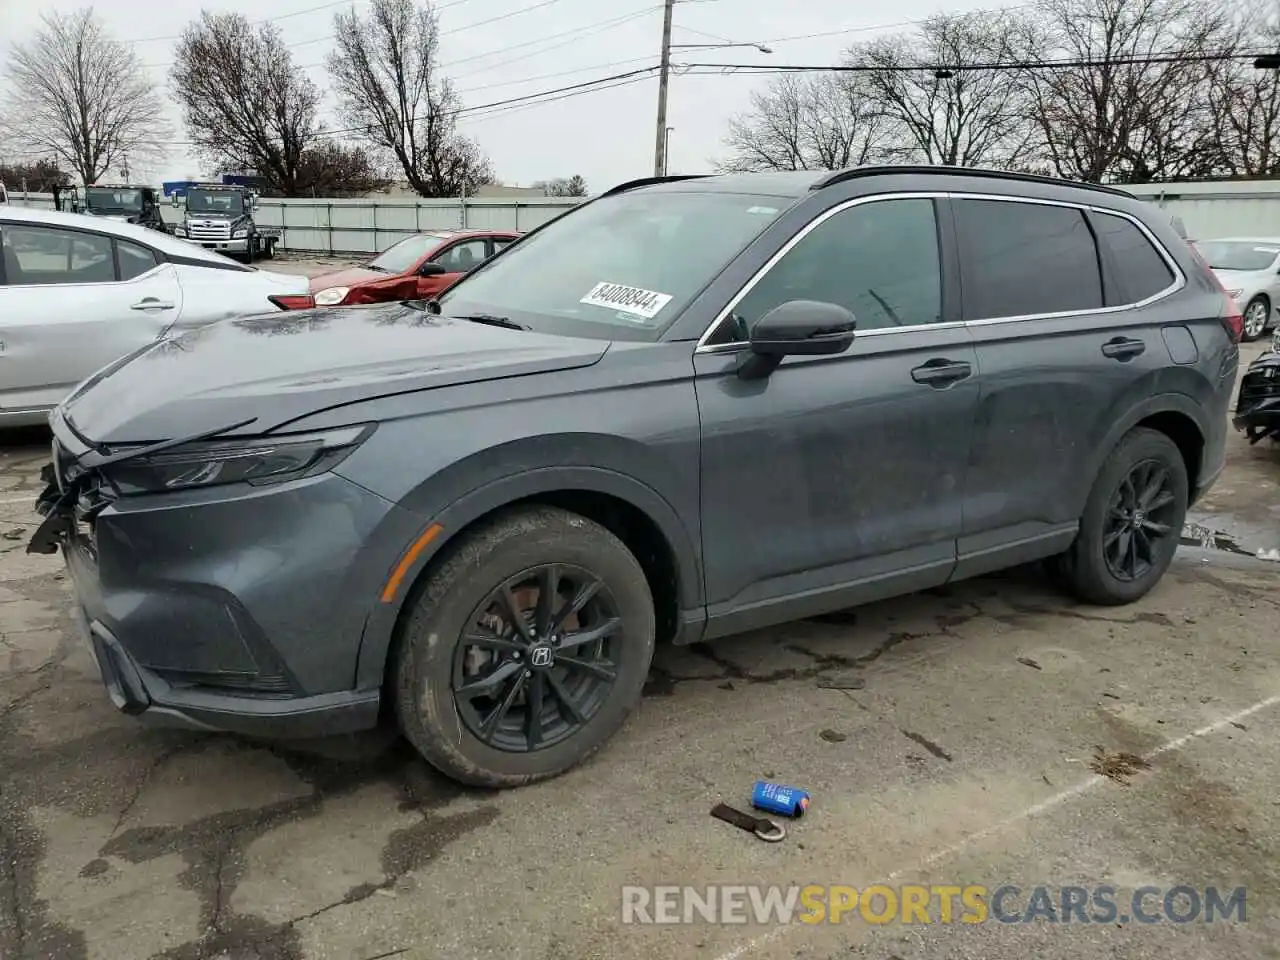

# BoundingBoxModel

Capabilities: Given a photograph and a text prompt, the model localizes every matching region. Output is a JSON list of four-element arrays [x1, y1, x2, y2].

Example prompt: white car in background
[[1192, 236, 1280, 342], [0, 206, 310, 427]]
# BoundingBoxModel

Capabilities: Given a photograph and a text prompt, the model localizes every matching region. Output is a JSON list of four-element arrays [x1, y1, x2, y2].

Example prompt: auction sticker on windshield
[[580, 281, 673, 321]]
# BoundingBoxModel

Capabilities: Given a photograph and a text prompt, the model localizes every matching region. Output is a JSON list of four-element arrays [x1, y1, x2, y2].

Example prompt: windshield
[[187, 189, 244, 215], [368, 233, 454, 274], [1195, 240, 1280, 272], [436, 190, 788, 340], [85, 188, 142, 213]]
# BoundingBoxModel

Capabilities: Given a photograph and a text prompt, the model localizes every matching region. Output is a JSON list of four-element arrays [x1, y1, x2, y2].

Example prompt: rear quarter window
[[1092, 212, 1176, 304], [954, 198, 1103, 320]]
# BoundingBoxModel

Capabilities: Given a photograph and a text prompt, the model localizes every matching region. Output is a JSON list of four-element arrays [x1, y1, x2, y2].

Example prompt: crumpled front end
[[1233, 347, 1280, 443]]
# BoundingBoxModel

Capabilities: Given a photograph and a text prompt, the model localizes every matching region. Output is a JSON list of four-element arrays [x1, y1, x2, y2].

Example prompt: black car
[[1234, 328, 1280, 443], [29, 166, 1240, 788]]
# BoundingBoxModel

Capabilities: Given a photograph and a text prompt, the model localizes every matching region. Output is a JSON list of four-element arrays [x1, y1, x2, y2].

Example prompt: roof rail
[[602, 174, 712, 197], [810, 165, 1135, 200]]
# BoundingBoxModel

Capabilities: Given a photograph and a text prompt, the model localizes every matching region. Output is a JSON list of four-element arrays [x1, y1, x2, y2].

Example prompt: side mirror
[[170, 194, 181, 208], [739, 300, 857, 379], [419, 261, 448, 277]]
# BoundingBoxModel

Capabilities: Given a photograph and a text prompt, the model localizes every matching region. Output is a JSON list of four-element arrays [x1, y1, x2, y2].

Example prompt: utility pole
[[653, 0, 675, 177]]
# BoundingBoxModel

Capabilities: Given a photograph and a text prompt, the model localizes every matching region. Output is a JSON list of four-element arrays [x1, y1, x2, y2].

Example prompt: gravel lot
[[1, 341, 1278, 960]]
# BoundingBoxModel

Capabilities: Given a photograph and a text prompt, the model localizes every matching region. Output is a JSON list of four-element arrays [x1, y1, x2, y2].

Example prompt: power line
[[455, 55, 656, 94], [752, 5, 1038, 47], [122, 0, 487, 43], [124, 66, 660, 146], [142, 1, 656, 72], [142, 0, 574, 69], [461, 71, 658, 122], [447, 4, 658, 76], [676, 50, 1270, 74]]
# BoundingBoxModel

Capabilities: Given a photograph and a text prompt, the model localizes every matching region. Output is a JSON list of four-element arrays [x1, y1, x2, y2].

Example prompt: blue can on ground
[[751, 781, 810, 818]]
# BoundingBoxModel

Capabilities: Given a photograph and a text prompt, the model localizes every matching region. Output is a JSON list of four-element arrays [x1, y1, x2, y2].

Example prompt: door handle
[[911, 358, 972, 387], [131, 299, 175, 311], [1101, 337, 1145, 361]]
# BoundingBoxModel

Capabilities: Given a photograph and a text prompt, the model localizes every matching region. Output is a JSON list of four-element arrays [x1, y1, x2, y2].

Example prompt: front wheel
[[393, 506, 656, 787], [1243, 295, 1270, 341], [1054, 427, 1188, 606]]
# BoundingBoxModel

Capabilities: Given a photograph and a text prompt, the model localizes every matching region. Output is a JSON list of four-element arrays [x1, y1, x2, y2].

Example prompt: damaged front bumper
[[1233, 349, 1280, 444], [25, 415, 387, 739]]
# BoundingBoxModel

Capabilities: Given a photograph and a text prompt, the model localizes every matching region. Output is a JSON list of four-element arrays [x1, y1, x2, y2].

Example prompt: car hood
[[61, 302, 609, 443], [308, 266, 387, 291]]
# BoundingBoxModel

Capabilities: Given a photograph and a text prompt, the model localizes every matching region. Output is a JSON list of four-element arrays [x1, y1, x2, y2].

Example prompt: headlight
[[313, 286, 350, 306], [232, 228, 248, 239], [1225, 289, 1243, 299], [101, 425, 374, 495], [174, 227, 187, 237]]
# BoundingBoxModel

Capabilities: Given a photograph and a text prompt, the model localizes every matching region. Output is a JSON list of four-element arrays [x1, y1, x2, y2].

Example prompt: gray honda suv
[[28, 166, 1241, 787]]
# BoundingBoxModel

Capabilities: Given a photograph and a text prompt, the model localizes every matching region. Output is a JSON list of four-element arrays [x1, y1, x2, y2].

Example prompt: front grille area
[[187, 221, 231, 241], [151, 667, 295, 697]]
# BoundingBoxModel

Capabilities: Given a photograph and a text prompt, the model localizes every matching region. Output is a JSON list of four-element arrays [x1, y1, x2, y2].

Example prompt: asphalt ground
[[0, 330, 1277, 960]]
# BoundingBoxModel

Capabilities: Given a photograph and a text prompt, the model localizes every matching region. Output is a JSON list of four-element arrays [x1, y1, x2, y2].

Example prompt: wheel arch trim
[[354, 465, 703, 690], [1084, 393, 1208, 511]]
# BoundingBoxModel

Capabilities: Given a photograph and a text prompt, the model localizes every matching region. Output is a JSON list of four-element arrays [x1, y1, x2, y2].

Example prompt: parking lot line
[[715, 691, 1280, 960], [0, 496, 34, 505]]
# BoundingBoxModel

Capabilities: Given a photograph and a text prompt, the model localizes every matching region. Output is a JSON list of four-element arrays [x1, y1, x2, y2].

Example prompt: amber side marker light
[[380, 523, 444, 603]]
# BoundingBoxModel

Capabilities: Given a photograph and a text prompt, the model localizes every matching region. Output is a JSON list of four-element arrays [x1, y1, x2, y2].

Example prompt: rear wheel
[[393, 506, 655, 787], [1054, 428, 1188, 605], [1243, 295, 1270, 341]]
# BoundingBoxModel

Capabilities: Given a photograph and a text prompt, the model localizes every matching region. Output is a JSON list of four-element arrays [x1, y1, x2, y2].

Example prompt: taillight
[[1219, 298, 1244, 343], [268, 294, 316, 311], [1186, 241, 1243, 343]]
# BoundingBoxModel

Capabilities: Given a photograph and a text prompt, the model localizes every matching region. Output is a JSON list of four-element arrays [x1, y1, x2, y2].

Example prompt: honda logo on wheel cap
[[529, 645, 554, 667]]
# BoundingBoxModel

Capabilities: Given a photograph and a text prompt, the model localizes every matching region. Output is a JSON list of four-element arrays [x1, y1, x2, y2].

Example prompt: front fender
[[352, 463, 703, 691]]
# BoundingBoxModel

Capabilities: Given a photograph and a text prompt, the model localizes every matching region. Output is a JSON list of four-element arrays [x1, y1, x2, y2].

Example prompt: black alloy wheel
[[1102, 458, 1179, 582], [1053, 426, 1189, 606], [452, 564, 622, 753], [393, 505, 655, 787]]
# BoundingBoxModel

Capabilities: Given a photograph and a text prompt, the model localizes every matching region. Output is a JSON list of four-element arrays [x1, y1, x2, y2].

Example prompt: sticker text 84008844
[[580, 281, 673, 321]]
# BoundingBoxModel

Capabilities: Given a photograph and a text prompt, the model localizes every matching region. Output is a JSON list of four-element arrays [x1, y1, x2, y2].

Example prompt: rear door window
[[1092, 212, 1176, 305], [954, 198, 1103, 321], [117, 239, 159, 281]]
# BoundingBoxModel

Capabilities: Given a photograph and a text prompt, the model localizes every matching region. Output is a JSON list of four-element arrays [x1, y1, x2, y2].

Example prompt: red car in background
[[273, 229, 520, 310]]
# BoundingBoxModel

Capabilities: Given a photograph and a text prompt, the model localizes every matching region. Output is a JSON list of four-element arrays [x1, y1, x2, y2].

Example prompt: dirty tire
[[394, 505, 655, 788], [1242, 295, 1269, 341], [1055, 427, 1188, 606]]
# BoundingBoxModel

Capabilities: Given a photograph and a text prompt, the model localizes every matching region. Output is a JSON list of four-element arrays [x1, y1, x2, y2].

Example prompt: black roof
[[606, 165, 1135, 201]]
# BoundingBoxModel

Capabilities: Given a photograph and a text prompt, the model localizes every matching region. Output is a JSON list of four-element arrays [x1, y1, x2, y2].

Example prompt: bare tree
[[717, 72, 903, 172], [533, 175, 588, 196], [1205, 5, 1280, 177], [327, 0, 494, 197], [1022, 0, 1234, 183], [0, 9, 169, 184], [0, 159, 73, 193], [170, 12, 322, 196], [289, 143, 393, 197], [856, 10, 1040, 169]]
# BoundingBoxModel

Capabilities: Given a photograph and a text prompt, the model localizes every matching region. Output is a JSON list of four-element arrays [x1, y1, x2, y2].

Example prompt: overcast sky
[[2, 0, 1001, 191]]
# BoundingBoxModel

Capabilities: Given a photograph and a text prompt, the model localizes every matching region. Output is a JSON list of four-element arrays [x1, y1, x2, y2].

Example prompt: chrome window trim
[[693, 190, 1187, 353]]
